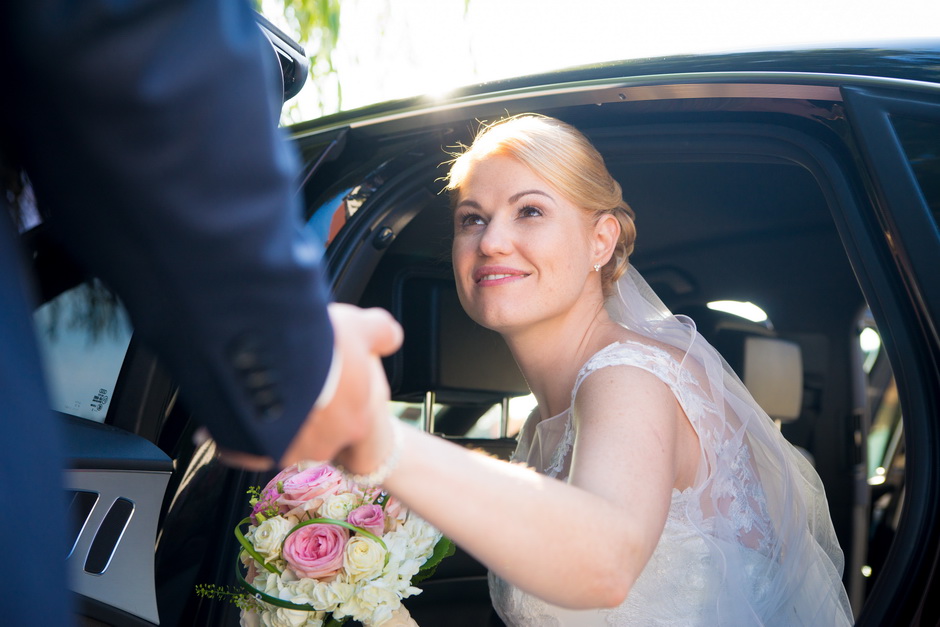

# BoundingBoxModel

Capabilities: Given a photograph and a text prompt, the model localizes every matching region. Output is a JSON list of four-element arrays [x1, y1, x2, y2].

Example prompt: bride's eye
[[457, 212, 485, 228], [519, 205, 543, 218]]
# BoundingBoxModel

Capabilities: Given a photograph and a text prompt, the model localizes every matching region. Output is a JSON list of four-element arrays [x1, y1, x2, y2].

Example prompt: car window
[[463, 394, 536, 439], [389, 396, 534, 438], [892, 116, 940, 226], [34, 281, 132, 422]]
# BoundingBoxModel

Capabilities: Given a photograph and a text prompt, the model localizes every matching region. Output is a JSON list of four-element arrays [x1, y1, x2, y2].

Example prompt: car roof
[[291, 42, 940, 136]]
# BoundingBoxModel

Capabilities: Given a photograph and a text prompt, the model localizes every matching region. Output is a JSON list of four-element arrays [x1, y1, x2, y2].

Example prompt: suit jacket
[[1, 0, 334, 459]]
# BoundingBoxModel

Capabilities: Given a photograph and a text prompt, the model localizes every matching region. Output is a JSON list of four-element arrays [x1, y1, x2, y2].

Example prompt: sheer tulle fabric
[[489, 267, 853, 625]]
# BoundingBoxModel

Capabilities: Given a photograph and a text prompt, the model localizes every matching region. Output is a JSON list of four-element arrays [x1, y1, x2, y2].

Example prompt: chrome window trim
[[293, 71, 940, 139]]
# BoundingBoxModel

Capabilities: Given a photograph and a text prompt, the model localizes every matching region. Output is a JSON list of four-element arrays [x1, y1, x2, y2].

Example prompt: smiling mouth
[[475, 272, 530, 284]]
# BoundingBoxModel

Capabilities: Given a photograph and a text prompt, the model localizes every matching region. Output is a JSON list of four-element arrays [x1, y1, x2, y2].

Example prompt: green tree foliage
[[267, 0, 470, 121], [259, 0, 344, 120]]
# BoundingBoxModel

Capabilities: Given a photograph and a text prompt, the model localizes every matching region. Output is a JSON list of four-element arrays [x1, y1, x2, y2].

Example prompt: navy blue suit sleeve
[[4, 0, 333, 458]]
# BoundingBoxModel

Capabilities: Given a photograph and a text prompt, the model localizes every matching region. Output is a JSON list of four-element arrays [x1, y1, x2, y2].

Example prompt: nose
[[478, 216, 513, 257]]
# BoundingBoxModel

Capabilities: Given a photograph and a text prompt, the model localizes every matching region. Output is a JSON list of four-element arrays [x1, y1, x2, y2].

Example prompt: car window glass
[[463, 395, 536, 439], [389, 400, 431, 430], [306, 187, 353, 248], [891, 116, 940, 227], [34, 282, 132, 422], [389, 395, 534, 438], [857, 313, 904, 590]]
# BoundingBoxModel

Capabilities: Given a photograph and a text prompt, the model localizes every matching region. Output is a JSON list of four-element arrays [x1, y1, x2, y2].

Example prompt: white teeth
[[481, 274, 514, 281]]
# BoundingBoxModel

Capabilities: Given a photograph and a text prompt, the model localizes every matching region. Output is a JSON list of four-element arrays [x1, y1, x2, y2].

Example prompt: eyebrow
[[456, 189, 554, 211], [454, 198, 481, 211], [510, 189, 553, 204]]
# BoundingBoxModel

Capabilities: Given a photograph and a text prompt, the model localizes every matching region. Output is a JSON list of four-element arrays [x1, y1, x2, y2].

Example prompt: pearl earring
[[593, 263, 601, 272]]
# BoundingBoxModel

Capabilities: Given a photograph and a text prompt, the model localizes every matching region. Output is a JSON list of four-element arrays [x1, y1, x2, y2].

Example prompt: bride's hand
[[331, 401, 399, 480]]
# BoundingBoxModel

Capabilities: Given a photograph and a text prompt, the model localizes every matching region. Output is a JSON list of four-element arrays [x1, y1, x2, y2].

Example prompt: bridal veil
[[607, 266, 853, 624]]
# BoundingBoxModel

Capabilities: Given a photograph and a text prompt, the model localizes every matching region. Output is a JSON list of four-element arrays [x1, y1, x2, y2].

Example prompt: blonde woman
[[339, 115, 852, 625]]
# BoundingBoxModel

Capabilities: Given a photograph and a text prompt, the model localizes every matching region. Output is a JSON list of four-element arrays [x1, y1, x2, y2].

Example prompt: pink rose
[[282, 523, 349, 579], [347, 504, 386, 537], [383, 497, 405, 523], [279, 464, 346, 516]]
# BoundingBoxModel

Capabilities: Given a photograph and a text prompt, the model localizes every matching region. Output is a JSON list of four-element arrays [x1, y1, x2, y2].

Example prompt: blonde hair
[[445, 115, 636, 295]]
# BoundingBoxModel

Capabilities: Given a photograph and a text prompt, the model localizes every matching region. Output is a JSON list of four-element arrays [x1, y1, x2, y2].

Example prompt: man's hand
[[279, 303, 402, 467]]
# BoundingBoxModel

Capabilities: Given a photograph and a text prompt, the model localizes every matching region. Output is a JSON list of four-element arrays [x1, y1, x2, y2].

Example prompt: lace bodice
[[489, 341, 850, 626]]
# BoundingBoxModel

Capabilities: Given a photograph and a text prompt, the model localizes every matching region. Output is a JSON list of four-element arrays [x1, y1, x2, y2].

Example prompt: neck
[[502, 295, 620, 419]]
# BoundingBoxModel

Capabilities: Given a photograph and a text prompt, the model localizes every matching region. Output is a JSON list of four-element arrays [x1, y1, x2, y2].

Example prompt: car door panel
[[64, 416, 172, 625]]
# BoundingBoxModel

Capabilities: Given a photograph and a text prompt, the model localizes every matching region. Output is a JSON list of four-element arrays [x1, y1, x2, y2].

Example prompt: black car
[[35, 33, 940, 626]]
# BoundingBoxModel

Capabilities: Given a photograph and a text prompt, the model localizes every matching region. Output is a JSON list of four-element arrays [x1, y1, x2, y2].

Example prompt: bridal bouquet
[[197, 461, 453, 627]]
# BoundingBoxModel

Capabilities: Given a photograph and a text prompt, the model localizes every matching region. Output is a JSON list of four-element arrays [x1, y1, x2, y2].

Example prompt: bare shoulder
[[568, 356, 688, 501], [573, 361, 678, 430]]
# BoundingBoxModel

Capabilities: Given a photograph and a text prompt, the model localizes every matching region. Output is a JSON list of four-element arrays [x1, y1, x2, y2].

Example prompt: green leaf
[[410, 536, 456, 585]]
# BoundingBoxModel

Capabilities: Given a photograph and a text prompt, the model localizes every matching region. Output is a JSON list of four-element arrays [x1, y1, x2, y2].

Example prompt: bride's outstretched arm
[[338, 366, 687, 609]]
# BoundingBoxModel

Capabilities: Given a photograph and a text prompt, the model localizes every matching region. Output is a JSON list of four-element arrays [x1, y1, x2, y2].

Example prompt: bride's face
[[452, 155, 603, 334]]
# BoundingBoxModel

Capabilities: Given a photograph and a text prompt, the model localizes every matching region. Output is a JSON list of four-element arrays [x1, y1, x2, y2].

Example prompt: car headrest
[[680, 306, 803, 423], [387, 269, 529, 404], [741, 336, 803, 422]]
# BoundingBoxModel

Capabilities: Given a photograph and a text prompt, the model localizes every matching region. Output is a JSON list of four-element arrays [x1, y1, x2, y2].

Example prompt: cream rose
[[320, 493, 360, 521], [375, 605, 419, 627], [402, 516, 440, 557], [278, 576, 316, 605], [259, 607, 318, 627], [240, 609, 261, 627], [349, 579, 401, 625], [343, 536, 387, 583], [309, 578, 354, 612], [250, 516, 294, 564]]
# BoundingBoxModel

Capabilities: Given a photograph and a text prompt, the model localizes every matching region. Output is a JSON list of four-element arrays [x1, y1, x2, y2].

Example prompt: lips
[[473, 266, 530, 284]]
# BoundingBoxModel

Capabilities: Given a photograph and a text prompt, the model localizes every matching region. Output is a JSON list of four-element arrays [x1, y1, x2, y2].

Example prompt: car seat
[[386, 266, 530, 453]]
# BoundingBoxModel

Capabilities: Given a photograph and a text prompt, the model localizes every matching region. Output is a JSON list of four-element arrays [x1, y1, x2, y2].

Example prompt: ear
[[592, 213, 620, 266]]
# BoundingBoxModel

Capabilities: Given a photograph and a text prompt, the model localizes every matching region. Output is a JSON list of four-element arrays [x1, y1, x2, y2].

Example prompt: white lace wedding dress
[[489, 340, 853, 626]]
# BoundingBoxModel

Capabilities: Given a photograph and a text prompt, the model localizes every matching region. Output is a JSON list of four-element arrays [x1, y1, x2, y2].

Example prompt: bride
[[337, 115, 853, 625]]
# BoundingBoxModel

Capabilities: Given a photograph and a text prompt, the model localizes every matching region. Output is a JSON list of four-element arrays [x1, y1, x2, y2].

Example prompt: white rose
[[249, 516, 294, 564], [354, 580, 401, 625], [379, 532, 426, 586], [308, 578, 354, 612], [259, 607, 325, 627], [259, 607, 309, 627], [402, 516, 440, 557], [374, 605, 419, 627], [240, 609, 262, 627], [336, 582, 386, 624], [279, 577, 317, 606], [263, 572, 283, 597], [391, 556, 423, 587], [321, 493, 360, 521], [252, 570, 271, 593], [344, 536, 387, 582]]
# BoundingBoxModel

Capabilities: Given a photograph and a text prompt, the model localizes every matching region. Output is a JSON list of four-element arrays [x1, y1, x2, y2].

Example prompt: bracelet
[[343, 418, 404, 487]]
